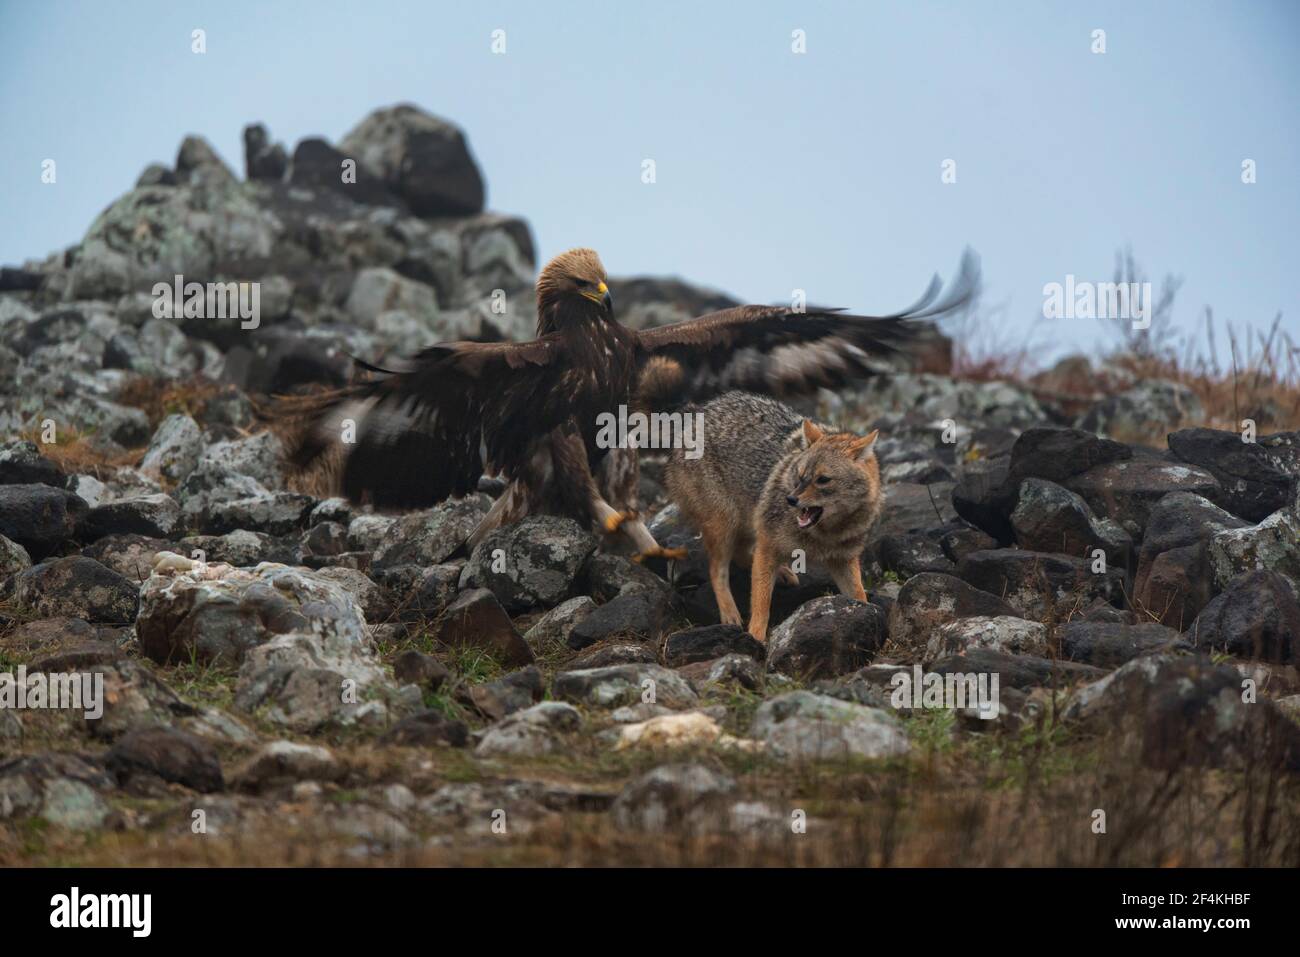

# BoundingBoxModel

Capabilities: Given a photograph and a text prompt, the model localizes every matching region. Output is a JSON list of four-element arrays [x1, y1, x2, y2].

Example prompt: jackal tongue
[[797, 506, 821, 528]]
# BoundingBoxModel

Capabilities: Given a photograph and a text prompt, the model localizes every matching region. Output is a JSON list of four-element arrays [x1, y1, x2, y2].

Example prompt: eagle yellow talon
[[633, 545, 688, 563], [603, 510, 638, 534]]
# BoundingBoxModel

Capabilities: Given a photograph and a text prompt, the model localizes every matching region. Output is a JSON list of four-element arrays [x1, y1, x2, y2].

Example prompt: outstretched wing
[[286, 336, 577, 508], [634, 248, 979, 405]]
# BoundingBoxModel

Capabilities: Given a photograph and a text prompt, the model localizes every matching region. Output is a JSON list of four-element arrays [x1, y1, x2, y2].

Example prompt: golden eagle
[[285, 247, 978, 557]]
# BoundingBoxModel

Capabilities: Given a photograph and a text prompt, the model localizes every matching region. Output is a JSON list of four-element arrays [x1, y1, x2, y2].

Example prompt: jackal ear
[[847, 429, 879, 460], [801, 419, 824, 448]]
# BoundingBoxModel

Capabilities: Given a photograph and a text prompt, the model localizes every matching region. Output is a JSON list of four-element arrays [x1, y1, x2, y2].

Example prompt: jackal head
[[784, 420, 880, 531]]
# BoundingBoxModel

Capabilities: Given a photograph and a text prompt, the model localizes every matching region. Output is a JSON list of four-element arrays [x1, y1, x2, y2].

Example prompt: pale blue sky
[[2, 0, 1296, 364]]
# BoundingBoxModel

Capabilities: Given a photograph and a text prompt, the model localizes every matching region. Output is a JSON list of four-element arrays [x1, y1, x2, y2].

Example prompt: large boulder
[[888, 572, 1022, 651], [1167, 428, 1299, 522], [460, 515, 598, 612], [750, 691, 911, 762], [338, 104, 486, 217], [2, 556, 139, 622], [1187, 570, 1300, 664], [0, 484, 88, 559], [766, 596, 885, 679]]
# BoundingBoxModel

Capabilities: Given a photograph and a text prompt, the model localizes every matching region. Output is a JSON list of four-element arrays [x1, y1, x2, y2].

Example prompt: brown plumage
[[284, 246, 979, 553]]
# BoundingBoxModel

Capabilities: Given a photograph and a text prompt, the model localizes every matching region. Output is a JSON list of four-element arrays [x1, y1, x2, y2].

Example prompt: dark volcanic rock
[[930, 648, 1105, 690], [1188, 570, 1300, 664], [1168, 427, 1300, 522], [956, 549, 1125, 619], [378, 710, 469, 748], [437, 588, 534, 667], [567, 589, 671, 649], [460, 515, 597, 613], [1065, 456, 1219, 535], [888, 572, 1022, 649], [876, 531, 955, 577], [1057, 621, 1187, 668], [0, 441, 64, 487], [1064, 654, 1300, 773], [767, 596, 885, 680], [469, 665, 545, 721], [1010, 478, 1131, 564], [2, 556, 139, 622], [339, 104, 486, 217], [662, 624, 765, 667], [391, 650, 451, 691], [78, 493, 182, 540], [242, 122, 288, 181], [107, 726, 224, 792], [0, 484, 88, 560]]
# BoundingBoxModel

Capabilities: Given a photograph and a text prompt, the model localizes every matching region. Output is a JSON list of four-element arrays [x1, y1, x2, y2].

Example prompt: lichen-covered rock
[[553, 663, 698, 710], [139, 413, 205, 482], [0, 483, 88, 559], [767, 596, 884, 680], [925, 615, 1048, 659], [750, 691, 911, 762], [371, 498, 487, 571], [2, 556, 139, 622], [460, 515, 597, 612], [1188, 570, 1300, 664]]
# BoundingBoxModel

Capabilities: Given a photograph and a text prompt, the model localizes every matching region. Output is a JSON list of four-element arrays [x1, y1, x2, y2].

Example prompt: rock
[[106, 726, 224, 792], [346, 513, 397, 553], [956, 549, 1124, 619], [460, 515, 597, 612], [175, 135, 236, 187], [929, 648, 1105, 690], [378, 710, 469, 748], [566, 589, 671, 649], [139, 413, 204, 482], [583, 552, 674, 603], [0, 754, 113, 830], [1207, 508, 1300, 590], [677, 653, 766, 692], [1134, 492, 1249, 628], [391, 650, 450, 691], [2, 556, 139, 622], [0, 440, 64, 486], [437, 588, 534, 667], [925, 615, 1049, 659], [1168, 428, 1299, 521], [243, 123, 288, 181], [751, 691, 911, 761], [553, 663, 698, 710], [1065, 457, 1220, 536], [610, 763, 736, 833], [178, 529, 298, 567], [89, 658, 197, 739], [230, 741, 342, 791], [475, 701, 581, 757], [313, 566, 392, 621], [200, 491, 314, 536], [0, 533, 32, 577], [344, 267, 439, 326], [338, 104, 486, 217], [79, 492, 182, 540], [875, 531, 955, 577], [1057, 621, 1187, 667], [767, 596, 885, 679], [887, 572, 1022, 651], [393, 563, 461, 621], [1063, 654, 1300, 772], [1010, 478, 1131, 563], [175, 463, 271, 528], [0, 483, 88, 559], [138, 561, 364, 665], [469, 665, 545, 721], [195, 434, 284, 494], [1188, 570, 1300, 664], [662, 624, 765, 667], [952, 427, 1132, 544], [1076, 380, 1203, 440], [372, 499, 486, 572], [522, 596, 596, 651], [569, 641, 658, 669]]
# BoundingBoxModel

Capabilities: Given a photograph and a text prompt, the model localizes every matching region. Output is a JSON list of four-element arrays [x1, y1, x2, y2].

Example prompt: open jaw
[[796, 505, 824, 528]]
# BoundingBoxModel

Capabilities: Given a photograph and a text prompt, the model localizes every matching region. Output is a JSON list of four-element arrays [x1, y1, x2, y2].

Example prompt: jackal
[[664, 392, 882, 641]]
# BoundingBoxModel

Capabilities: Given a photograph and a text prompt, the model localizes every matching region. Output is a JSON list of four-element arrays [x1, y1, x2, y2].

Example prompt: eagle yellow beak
[[581, 280, 613, 313]]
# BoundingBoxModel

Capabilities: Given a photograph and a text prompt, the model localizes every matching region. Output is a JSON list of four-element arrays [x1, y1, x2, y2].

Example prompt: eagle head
[[536, 247, 613, 328]]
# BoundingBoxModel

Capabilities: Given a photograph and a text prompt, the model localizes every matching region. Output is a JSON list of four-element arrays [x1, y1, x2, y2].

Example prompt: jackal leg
[[699, 523, 743, 627], [828, 557, 867, 602], [746, 533, 780, 642]]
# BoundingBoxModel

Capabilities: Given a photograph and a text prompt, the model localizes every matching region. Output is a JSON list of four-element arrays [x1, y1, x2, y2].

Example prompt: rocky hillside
[[1, 105, 1298, 866]]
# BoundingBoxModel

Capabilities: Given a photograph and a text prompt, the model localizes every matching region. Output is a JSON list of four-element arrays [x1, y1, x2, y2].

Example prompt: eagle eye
[[574, 278, 590, 288]]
